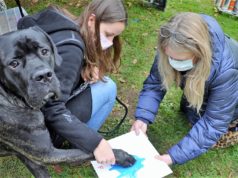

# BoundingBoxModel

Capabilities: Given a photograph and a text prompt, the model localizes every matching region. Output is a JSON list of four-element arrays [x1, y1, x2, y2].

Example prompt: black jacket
[[17, 7, 103, 153]]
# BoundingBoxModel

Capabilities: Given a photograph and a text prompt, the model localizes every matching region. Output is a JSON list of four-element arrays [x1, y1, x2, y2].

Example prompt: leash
[[70, 81, 128, 136], [15, 0, 24, 17], [98, 96, 128, 136]]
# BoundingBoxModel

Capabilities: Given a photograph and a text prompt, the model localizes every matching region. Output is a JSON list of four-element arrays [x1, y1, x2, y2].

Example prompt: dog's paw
[[112, 149, 136, 167]]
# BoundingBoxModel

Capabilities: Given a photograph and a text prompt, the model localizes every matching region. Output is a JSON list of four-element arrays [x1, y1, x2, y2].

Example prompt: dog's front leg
[[38, 148, 94, 165], [17, 154, 50, 178]]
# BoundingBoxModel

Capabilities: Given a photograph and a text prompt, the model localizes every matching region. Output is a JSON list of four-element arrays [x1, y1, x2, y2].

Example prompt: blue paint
[[109, 155, 145, 178]]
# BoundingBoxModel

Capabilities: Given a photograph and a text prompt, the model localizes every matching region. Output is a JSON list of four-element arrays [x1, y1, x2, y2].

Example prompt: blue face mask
[[168, 56, 194, 71]]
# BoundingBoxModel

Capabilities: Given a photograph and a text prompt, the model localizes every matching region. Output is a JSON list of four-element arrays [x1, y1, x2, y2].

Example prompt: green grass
[[1, 0, 238, 177]]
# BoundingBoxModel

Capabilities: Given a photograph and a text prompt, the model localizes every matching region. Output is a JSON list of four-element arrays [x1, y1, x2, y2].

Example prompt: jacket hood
[[18, 7, 80, 34]]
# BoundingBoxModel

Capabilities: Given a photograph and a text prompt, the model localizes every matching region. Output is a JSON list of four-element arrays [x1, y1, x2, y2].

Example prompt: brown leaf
[[132, 59, 138, 64], [32, 0, 39, 3], [143, 71, 149, 76], [127, 2, 132, 7], [142, 33, 148, 36], [131, 84, 136, 89], [118, 78, 126, 83], [52, 165, 63, 174], [228, 172, 233, 178]]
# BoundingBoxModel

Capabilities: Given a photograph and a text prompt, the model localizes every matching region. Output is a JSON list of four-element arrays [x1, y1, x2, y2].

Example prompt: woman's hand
[[130, 119, 148, 135], [155, 154, 173, 165], [93, 139, 115, 165], [89, 66, 99, 83], [82, 66, 99, 84]]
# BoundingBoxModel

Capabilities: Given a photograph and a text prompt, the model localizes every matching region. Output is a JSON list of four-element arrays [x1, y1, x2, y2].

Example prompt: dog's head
[[0, 26, 62, 110]]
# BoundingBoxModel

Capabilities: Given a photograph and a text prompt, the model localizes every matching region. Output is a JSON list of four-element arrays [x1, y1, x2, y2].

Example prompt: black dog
[[0, 26, 93, 177], [0, 27, 135, 177]]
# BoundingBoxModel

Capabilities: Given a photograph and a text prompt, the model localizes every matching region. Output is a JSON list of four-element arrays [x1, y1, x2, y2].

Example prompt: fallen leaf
[[131, 85, 136, 89], [118, 78, 126, 83], [143, 71, 149, 76], [142, 33, 148, 36], [127, 2, 132, 7], [132, 59, 138, 64], [32, 0, 39, 3], [53, 165, 63, 174]]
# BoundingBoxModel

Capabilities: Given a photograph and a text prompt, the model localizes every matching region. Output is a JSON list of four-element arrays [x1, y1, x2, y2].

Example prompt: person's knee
[[104, 77, 117, 100]]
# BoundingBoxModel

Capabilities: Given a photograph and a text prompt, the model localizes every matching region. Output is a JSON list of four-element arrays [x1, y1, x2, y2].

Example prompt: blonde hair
[[158, 12, 212, 112]]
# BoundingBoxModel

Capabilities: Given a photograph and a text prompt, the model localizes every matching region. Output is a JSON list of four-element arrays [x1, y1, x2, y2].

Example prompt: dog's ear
[[30, 26, 62, 66]]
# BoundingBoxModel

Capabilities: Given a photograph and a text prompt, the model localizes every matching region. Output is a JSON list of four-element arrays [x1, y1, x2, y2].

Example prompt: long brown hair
[[53, 0, 127, 81], [158, 12, 212, 112]]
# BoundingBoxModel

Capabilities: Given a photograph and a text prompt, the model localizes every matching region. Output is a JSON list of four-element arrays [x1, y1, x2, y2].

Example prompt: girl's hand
[[155, 154, 173, 165], [130, 119, 148, 136], [89, 66, 99, 83], [81, 66, 100, 84], [93, 139, 115, 165]]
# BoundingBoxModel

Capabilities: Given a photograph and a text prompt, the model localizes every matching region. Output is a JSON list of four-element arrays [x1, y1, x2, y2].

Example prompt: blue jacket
[[134, 14, 238, 164]]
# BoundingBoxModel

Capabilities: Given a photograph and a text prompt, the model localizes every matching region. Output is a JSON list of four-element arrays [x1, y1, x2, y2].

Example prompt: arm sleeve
[[168, 69, 238, 164], [42, 40, 103, 153], [134, 54, 166, 124]]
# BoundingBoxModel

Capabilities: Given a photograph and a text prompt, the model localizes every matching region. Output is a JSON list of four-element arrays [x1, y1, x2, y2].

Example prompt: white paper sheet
[[91, 131, 173, 178]]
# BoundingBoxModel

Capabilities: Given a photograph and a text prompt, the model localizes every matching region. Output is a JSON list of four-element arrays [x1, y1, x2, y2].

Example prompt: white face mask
[[100, 34, 113, 50], [168, 56, 194, 71]]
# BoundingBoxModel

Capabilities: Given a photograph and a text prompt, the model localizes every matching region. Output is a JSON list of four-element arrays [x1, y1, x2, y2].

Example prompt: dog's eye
[[41, 49, 49, 56], [9, 60, 20, 68]]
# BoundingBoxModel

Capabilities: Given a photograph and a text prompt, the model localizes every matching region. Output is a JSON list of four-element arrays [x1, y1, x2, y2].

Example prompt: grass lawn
[[1, 0, 238, 177]]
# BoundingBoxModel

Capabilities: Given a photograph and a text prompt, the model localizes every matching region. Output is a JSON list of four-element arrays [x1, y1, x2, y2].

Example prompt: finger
[[92, 69, 99, 79], [96, 158, 105, 164], [103, 160, 113, 165], [130, 125, 136, 132], [101, 161, 108, 165], [142, 125, 147, 132], [93, 74, 99, 80], [97, 160, 103, 164], [83, 77, 88, 81], [134, 125, 141, 135], [91, 74, 97, 80], [104, 160, 110, 165], [154, 155, 161, 160]]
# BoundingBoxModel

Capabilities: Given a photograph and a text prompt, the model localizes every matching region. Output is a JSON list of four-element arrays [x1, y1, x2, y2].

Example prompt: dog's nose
[[33, 69, 53, 83]]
